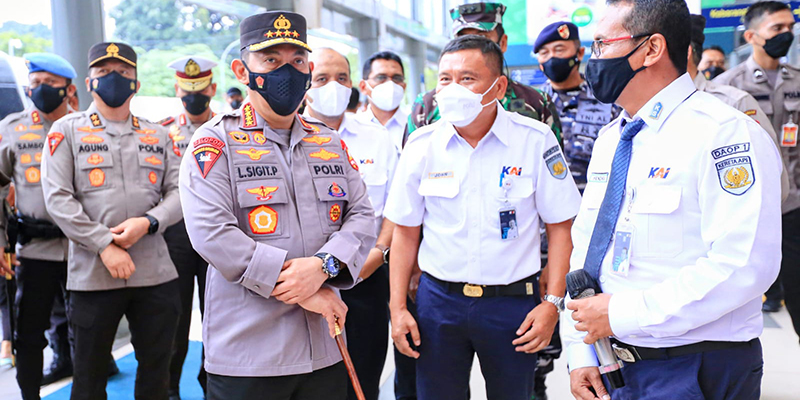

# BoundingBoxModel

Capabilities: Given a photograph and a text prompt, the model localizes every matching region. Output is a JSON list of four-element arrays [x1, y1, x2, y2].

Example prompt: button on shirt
[[384, 102, 581, 285], [359, 106, 408, 156], [338, 113, 398, 234], [563, 74, 783, 370]]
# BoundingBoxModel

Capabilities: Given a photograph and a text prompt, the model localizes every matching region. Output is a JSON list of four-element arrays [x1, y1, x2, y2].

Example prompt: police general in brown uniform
[[41, 42, 182, 400], [178, 12, 376, 400]]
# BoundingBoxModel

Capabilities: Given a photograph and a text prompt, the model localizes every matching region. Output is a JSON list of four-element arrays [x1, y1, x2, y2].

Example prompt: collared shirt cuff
[[238, 242, 287, 299], [92, 231, 114, 255], [567, 343, 599, 372], [608, 290, 648, 339]]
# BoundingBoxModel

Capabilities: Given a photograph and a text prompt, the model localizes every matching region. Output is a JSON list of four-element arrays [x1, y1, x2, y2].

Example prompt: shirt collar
[[85, 102, 139, 135], [338, 112, 358, 136], [628, 73, 696, 134], [238, 97, 265, 131], [361, 105, 406, 129], [692, 72, 708, 91]]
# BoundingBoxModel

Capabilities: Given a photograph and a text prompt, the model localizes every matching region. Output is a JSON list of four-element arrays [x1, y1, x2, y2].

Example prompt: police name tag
[[499, 205, 518, 240], [611, 223, 633, 276], [782, 121, 798, 147]]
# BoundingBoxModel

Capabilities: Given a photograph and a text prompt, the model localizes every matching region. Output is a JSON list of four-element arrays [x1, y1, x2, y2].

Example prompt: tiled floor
[[2, 303, 798, 400]]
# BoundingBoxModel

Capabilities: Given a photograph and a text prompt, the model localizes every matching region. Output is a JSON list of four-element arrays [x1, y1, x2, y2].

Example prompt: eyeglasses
[[590, 34, 651, 58], [369, 74, 405, 85]]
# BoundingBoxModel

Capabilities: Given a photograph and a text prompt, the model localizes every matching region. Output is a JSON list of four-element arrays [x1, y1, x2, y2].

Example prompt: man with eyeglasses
[[359, 51, 407, 157], [715, 1, 800, 327], [564, 1, 781, 399]]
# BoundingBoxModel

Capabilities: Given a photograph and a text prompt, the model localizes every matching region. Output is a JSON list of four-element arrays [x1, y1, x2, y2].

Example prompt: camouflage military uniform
[[405, 81, 562, 143]]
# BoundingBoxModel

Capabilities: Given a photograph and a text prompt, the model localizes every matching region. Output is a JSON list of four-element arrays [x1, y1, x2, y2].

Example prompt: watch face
[[325, 257, 340, 275]]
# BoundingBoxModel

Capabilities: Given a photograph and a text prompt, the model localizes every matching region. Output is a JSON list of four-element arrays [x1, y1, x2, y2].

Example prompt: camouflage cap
[[449, 2, 506, 36]]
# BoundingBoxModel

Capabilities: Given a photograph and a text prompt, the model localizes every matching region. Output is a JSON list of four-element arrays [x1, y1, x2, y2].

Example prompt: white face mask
[[367, 81, 404, 111], [435, 78, 499, 127], [307, 81, 351, 117]]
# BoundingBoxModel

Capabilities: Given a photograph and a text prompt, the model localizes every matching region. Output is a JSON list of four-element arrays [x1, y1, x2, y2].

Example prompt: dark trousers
[[415, 274, 539, 400], [340, 264, 389, 400], [69, 280, 180, 400], [165, 221, 208, 396], [607, 339, 763, 400], [0, 272, 13, 343], [48, 285, 70, 360], [207, 362, 348, 400], [780, 209, 800, 340], [535, 258, 562, 391], [14, 257, 68, 400], [393, 297, 417, 400]]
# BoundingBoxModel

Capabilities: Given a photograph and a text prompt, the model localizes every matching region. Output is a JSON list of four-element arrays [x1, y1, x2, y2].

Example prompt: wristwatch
[[376, 244, 390, 265], [314, 252, 341, 279], [145, 215, 159, 235], [543, 294, 565, 312]]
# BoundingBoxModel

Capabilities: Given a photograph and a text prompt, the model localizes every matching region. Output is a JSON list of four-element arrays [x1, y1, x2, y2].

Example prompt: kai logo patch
[[47, 132, 64, 155], [192, 137, 225, 179], [87, 154, 104, 165], [309, 148, 340, 161], [360, 159, 374, 165], [648, 167, 671, 179], [501, 166, 522, 176], [19, 133, 42, 141], [248, 205, 278, 234], [246, 185, 279, 201], [649, 102, 663, 119], [236, 148, 271, 161], [716, 156, 755, 195], [302, 136, 331, 145], [229, 131, 250, 144], [329, 204, 341, 222]]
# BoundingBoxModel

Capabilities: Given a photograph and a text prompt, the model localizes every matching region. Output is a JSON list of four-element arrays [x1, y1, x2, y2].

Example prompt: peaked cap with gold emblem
[[239, 11, 312, 53], [167, 56, 218, 92], [88, 42, 137, 68]]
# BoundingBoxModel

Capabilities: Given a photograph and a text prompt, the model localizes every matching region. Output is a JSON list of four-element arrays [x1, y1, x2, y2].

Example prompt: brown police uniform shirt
[[41, 103, 181, 291], [0, 106, 69, 261]]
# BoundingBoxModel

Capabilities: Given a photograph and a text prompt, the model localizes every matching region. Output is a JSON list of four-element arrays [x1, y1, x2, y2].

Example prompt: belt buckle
[[612, 343, 637, 363], [463, 284, 484, 297]]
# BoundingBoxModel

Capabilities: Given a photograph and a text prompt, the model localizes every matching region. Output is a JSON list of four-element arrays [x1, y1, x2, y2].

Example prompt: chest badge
[[309, 148, 340, 161], [89, 168, 105, 187], [87, 154, 104, 165], [236, 148, 271, 161], [25, 167, 40, 183], [81, 134, 104, 144], [328, 182, 346, 197], [192, 137, 225, 179], [716, 156, 755, 196], [246, 185, 279, 202], [329, 204, 341, 222], [248, 205, 278, 234], [302, 136, 331, 145]]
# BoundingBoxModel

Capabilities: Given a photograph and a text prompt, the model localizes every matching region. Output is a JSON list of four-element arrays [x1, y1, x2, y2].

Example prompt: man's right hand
[[0, 248, 18, 277], [298, 286, 348, 338], [100, 243, 136, 279], [570, 366, 611, 400], [391, 307, 421, 359]]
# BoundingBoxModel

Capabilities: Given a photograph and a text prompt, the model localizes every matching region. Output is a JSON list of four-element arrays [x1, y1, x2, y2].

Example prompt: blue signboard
[[703, 1, 800, 29]]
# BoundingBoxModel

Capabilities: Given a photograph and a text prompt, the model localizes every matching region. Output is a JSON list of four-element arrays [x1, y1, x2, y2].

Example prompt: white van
[[0, 52, 30, 121]]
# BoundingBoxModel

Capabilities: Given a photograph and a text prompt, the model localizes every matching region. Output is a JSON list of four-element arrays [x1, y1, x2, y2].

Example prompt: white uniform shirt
[[384, 102, 581, 285], [359, 106, 408, 156], [338, 113, 398, 234], [563, 74, 783, 370]]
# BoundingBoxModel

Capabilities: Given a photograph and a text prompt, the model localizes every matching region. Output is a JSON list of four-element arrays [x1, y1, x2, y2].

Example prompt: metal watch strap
[[544, 294, 565, 312]]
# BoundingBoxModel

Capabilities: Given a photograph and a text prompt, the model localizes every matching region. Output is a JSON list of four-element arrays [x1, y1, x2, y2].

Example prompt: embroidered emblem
[[712, 143, 750, 160], [328, 182, 346, 197], [31, 111, 41, 124], [25, 167, 40, 183], [341, 140, 358, 171], [649, 102, 663, 120], [89, 168, 105, 187], [149, 171, 158, 184], [139, 135, 159, 145], [299, 116, 321, 133], [192, 137, 225, 178], [309, 148, 340, 161], [545, 154, 568, 180], [253, 132, 267, 145], [302, 136, 331, 145], [329, 204, 341, 222], [35, 153, 41, 162], [144, 155, 162, 165], [248, 205, 278, 234], [246, 186, 279, 201], [77, 126, 104, 133], [90, 113, 102, 127], [87, 154, 104, 165], [242, 103, 257, 128], [19, 133, 42, 141], [20, 154, 32, 164], [236, 148, 271, 161], [132, 116, 140, 129], [557, 24, 570, 39], [14, 124, 26, 132], [81, 134, 104, 144], [47, 132, 64, 155], [134, 128, 156, 135], [716, 156, 755, 196], [229, 131, 250, 144]]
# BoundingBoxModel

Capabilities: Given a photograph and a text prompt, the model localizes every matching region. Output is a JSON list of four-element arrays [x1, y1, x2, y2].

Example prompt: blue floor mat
[[45, 341, 205, 400]]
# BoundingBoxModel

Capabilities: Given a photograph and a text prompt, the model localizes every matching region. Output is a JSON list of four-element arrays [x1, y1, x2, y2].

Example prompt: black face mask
[[585, 37, 650, 104], [29, 84, 67, 114], [243, 62, 311, 116], [230, 99, 242, 110], [702, 66, 726, 80], [541, 55, 580, 83], [763, 31, 794, 59], [91, 71, 137, 108], [182, 93, 211, 116]]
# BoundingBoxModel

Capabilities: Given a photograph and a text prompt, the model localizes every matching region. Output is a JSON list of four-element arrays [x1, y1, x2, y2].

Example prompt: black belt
[[610, 338, 758, 363], [422, 272, 540, 298]]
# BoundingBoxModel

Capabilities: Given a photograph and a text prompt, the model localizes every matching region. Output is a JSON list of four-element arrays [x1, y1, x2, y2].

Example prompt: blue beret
[[24, 53, 77, 80], [534, 22, 580, 53]]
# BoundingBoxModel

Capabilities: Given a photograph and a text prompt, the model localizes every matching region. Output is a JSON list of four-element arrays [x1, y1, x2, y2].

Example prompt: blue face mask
[[91, 71, 137, 108], [243, 61, 311, 116], [29, 84, 67, 114]]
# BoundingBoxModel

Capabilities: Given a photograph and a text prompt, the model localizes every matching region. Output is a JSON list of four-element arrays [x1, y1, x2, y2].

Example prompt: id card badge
[[499, 205, 519, 240], [782, 121, 798, 147], [611, 223, 634, 276]]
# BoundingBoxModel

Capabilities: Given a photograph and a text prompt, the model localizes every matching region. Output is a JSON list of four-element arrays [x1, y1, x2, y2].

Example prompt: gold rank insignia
[[246, 185, 279, 202], [185, 59, 200, 77], [19, 133, 42, 141], [302, 136, 332, 145], [309, 149, 340, 161], [236, 148, 271, 161], [90, 113, 102, 127]]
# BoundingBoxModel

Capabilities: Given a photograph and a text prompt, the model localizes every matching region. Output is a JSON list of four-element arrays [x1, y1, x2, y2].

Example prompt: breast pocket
[[418, 177, 461, 225], [137, 152, 165, 188], [312, 177, 350, 234], [77, 152, 114, 192], [630, 185, 683, 258], [236, 178, 290, 239], [363, 172, 388, 216]]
